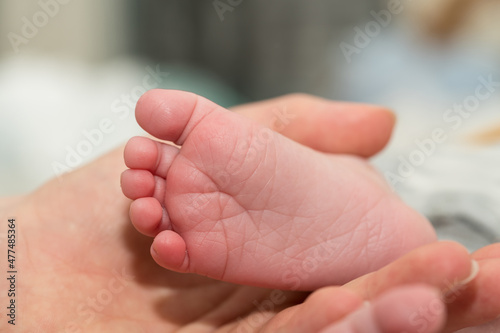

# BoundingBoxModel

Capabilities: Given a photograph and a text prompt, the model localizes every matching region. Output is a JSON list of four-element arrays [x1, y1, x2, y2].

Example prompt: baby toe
[[130, 197, 166, 236], [124, 136, 159, 171], [120, 169, 155, 199], [151, 230, 189, 272]]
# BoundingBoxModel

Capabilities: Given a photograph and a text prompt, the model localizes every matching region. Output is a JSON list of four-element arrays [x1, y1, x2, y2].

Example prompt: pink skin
[[121, 89, 436, 290], [1, 93, 499, 331], [266, 241, 482, 333], [319, 286, 445, 333]]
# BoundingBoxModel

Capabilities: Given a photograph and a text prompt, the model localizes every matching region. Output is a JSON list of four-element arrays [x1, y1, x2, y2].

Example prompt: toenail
[[151, 244, 159, 257]]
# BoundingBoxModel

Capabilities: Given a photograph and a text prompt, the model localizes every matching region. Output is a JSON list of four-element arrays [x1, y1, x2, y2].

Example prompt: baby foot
[[121, 90, 436, 290]]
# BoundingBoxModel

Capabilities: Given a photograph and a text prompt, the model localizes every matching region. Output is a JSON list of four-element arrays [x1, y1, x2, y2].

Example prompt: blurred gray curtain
[[134, 0, 379, 100]]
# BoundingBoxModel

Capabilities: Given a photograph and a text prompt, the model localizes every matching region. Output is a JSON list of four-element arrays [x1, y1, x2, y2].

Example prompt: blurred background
[[1, 0, 499, 250]]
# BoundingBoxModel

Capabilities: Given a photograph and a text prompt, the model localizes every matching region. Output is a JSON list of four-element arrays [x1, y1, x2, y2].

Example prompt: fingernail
[[459, 260, 480, 286]]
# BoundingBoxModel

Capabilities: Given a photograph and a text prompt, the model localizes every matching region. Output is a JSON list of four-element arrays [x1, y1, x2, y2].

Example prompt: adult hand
[[1, 94, 498, 332]]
